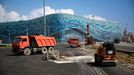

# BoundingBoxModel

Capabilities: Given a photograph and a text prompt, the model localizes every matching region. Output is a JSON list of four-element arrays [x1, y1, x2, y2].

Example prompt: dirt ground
[[117, 52, 134, 70]]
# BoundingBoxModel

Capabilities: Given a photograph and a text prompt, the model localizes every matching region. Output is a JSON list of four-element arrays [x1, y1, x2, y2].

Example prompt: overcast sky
[[0, 0, 134, 32]]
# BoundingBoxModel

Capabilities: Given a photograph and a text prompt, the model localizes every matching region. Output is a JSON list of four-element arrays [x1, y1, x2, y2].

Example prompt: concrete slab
[[51, 55, 94, 64]]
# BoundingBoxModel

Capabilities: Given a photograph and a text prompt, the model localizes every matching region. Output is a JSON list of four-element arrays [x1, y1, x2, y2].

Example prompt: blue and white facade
[[0, 13, 122, 43]]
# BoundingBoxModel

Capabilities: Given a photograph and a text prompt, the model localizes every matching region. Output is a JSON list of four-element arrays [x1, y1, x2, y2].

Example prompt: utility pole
[[47, 25, 49, 36], [8, 30, 11, 44], [62, 30, 64, 43], [92, 15, 94, 35], [42, 0, 46, 36], [7, 26, 11, 44], [26, 21, 29, 35]]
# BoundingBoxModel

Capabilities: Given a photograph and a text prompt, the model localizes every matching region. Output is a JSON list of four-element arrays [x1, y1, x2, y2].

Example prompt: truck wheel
[[23, 48, 31, 55], [42, 47, 47, 54], [48, 47, 54, 53], [95, 54, 98, 64], [99, 57, 103, 66]]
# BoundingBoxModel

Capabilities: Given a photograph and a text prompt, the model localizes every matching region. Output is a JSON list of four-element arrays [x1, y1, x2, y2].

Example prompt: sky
[[0, 0, 134, 32]]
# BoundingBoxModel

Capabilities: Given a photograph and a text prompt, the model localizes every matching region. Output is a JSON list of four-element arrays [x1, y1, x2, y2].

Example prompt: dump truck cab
[[94, 42, 117, 65], [12, 35, 56, 55], [12, 36, 29, 49]]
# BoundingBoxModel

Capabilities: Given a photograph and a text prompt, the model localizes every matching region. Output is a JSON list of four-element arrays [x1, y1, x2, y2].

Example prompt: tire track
[[68, 50, 107, 75]]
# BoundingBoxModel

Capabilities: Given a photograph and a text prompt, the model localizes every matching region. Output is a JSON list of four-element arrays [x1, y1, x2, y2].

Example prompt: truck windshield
[[14, 38, 21, 42], [103, 42, 116, 55]]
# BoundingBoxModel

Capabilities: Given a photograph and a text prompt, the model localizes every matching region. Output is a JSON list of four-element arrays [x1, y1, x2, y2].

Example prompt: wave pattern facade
[[0, 14, 122, 43]]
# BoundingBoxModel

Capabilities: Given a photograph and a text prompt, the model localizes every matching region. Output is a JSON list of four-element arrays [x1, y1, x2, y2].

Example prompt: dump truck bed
[[32, 36, 56, 47]]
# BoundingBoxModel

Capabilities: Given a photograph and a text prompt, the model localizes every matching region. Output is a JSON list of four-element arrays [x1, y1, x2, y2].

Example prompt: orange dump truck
[[12, 35, 56, 55], [67, 38, 80, 48]]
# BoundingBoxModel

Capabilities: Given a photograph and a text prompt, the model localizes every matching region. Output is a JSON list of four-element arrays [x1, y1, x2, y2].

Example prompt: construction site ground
[[0, 44, 134, 75], [49, 44, 95, 64], [117, 52, 134, 70], [114, 42, 134, 70]]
